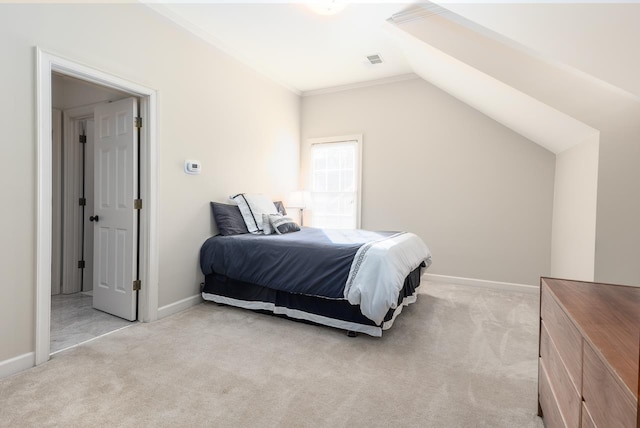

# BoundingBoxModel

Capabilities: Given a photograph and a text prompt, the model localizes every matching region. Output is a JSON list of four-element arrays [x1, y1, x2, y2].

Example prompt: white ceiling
[[145, 1, 640, 99], [145, 1, 420, 94], [143, 1, 640, 154]]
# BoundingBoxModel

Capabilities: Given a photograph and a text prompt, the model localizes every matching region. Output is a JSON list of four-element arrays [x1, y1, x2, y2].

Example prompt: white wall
[[550, 140, 599, 281], [0, 4, 299, 363], [301, 78, 555, 286]]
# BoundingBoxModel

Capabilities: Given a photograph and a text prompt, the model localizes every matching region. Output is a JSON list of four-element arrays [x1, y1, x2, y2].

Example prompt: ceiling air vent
[[367, 54, 383, 65]]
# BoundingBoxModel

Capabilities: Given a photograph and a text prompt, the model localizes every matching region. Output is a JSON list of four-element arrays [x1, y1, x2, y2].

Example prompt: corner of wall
[[550, 133, 600, 281]]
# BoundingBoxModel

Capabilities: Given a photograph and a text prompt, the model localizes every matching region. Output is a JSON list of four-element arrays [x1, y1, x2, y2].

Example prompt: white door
[[92, 98, 138, 321]]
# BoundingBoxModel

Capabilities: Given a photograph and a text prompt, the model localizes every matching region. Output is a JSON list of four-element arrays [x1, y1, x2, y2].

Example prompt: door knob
[[89, 215, 99, 222]]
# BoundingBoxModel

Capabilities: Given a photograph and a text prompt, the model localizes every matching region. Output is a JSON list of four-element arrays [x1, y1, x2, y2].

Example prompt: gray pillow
[[273, 201, 287, 216], [210, 202, 249, 236]]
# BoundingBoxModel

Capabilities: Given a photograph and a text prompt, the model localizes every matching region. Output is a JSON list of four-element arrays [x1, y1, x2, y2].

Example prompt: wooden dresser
[[538, 277, 640, 428]]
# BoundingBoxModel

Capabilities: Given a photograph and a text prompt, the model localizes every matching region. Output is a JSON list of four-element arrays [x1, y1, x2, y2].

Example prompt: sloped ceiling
[[385, 2, 639, 154], [385, 20, 598, 154], [385, 5, 604, 154], [432, 2, 640, 99]]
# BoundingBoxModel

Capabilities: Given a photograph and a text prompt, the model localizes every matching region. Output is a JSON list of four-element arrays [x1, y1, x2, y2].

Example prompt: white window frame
[[307, 134, 363, 229]]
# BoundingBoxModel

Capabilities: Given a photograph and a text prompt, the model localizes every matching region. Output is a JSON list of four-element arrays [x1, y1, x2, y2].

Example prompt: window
[[309, 136, 362, 229]]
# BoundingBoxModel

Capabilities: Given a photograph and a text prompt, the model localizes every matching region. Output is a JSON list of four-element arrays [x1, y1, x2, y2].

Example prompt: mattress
[[200, 227, 399, 299]]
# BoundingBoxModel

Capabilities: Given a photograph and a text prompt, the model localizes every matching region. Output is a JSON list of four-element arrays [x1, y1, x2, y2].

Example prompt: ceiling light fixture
[[307, 0, 348, 16]]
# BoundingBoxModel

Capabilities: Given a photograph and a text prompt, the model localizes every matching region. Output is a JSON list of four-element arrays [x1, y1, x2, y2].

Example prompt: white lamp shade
[[288, 190, 311, 209]]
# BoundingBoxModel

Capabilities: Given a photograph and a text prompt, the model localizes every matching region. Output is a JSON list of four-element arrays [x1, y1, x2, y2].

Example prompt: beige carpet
[[0, 281, 544, 428]]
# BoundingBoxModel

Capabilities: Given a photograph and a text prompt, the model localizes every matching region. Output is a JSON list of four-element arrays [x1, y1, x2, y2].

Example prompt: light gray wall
[[301, 78, 555, 286], [395, 12, 640, 287], [593, 109, 640, 285], [471, 33, 640, 287], [485, 36, 640, 287], [0, 4, 300, 362]]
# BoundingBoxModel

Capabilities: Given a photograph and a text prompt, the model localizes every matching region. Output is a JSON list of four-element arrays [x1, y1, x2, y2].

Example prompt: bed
[[200, 222, 432, 337]]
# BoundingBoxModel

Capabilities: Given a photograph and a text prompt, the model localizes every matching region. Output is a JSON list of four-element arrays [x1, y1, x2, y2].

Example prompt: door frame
[[51, 108, 62, 296], [61, 107, 98, 296], [36, 48, 159, 365], [61, 108, 91, 296]]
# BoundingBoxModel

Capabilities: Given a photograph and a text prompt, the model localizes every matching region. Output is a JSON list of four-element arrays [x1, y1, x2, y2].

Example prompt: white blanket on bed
[[344, 232, 432, 325]]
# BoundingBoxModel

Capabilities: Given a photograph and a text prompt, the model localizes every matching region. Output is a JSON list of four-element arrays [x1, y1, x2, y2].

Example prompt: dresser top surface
[[541, 277, 640, 400]]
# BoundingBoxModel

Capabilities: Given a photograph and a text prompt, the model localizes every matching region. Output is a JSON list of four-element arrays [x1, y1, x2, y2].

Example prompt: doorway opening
[[36, 48, 159, 365], [51, 74, 137, 353]]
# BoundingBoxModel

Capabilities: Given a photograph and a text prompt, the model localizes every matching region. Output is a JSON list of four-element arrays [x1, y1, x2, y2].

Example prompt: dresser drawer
[[583, 343, 637, 428], [540, 283, 583, 392], [539, 359, 568, 428], [540, 321, 581, 428]]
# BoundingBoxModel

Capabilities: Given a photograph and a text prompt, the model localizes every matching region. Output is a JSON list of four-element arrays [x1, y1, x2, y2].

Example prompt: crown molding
[[302, 73, 420, 97], [389, 2, 450, 24]]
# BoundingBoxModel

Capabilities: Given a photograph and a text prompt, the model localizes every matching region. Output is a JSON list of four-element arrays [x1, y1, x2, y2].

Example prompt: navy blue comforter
[[199, 227, 396, 299]]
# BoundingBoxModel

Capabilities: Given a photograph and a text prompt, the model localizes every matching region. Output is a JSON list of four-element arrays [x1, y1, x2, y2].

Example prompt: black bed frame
[[201, 264, 424, 337]]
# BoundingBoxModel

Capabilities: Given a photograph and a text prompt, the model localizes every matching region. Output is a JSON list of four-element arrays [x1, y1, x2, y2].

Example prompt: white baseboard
[[0, 352, 35, 380], [423, 273, 539, 294], [157, 294, 203, 320]]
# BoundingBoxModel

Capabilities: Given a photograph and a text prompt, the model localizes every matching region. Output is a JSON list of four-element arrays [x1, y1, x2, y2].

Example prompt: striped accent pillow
[[270, 215, 300, 235]]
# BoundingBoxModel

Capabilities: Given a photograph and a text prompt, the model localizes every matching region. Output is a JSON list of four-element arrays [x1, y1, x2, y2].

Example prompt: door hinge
[[134, 199, 142, 210], [79, 135, 87, 144], [133, 280, 141, 291], [78, 260, 85, 269], [134, 117, 142, 129], [79, 197, 86, 206]]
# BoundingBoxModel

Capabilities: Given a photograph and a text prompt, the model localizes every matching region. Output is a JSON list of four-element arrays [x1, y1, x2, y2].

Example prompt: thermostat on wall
[[184, 160, 202, 175]]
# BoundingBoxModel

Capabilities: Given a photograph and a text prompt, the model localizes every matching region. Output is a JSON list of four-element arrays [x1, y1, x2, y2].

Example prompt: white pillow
[[262, 213, 276, 235], [230, 193, 278, 234]]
